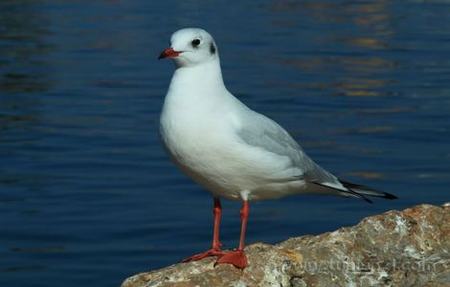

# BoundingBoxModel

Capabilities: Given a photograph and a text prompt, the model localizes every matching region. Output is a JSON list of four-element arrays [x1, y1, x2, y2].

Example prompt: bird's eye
[[191, 39, 201, 47]]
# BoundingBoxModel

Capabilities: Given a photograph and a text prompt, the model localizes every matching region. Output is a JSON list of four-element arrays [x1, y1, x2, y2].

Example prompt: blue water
[[1, 1, 449, 286]]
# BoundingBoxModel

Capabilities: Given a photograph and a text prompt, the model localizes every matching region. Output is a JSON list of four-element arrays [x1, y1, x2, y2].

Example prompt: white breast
[[160, 100, 244, 199], [159, 62, 304, 200]]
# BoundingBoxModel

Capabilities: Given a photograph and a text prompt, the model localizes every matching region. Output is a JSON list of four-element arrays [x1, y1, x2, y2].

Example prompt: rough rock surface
[[122, 203, 449, 287]]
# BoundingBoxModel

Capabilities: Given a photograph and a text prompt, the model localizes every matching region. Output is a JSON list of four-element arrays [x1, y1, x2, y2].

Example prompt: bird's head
[[159, 28, 218, 67]]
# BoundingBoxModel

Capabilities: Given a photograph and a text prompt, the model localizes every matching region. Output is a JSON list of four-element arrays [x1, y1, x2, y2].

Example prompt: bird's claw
[[215, 249, 248, 269], [181, 248, 224, 263]]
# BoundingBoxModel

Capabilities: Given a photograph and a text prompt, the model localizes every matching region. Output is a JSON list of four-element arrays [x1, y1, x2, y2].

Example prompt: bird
[[158, 28, 397, 269]]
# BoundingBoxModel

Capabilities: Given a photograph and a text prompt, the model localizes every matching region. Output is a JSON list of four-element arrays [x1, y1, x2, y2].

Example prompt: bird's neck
[[169, 59, 226, 97]]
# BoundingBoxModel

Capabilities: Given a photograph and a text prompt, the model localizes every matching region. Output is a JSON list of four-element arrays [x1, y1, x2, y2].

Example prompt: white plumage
[[159, 28, 388, 202], [158, 28, 396, 269]]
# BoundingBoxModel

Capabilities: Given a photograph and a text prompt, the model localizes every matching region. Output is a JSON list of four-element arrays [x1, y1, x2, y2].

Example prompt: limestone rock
[[122, 203, 450, 287]]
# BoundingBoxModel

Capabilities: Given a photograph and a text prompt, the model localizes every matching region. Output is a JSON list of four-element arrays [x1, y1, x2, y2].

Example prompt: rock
[[122, 203, 450, 287]]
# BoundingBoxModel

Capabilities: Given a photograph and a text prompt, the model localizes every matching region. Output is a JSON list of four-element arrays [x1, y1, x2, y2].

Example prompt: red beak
[[158, 48, 181, 59]]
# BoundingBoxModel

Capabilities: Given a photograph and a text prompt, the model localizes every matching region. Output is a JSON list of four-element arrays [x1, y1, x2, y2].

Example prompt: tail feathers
[[339, 179, 398, 202], [310, 179, 398, 204]]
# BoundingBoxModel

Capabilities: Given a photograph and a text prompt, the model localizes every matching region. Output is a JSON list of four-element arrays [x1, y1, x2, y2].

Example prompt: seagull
[[158, 28, 397, 269]]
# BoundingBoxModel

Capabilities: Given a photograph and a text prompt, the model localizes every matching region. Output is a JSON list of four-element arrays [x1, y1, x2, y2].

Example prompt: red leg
[[211, 197, 222, 250], [182, 198, 225, 262], [215, 200, 249, 269]]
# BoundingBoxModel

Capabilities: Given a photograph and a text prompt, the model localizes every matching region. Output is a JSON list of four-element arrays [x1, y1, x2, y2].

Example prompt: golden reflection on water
[[344, 37, 388, 50], [346, 171, 385, 180], [270, 0, 396, 97], [334, 78, 391, 97], [341, 57, 395, 73]]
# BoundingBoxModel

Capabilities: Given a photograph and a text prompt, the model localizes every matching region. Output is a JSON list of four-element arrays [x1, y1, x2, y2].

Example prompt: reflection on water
[[272, 0, 397, 98], [0, 1, 52, 93], [1, 1, 449, 287], [0, 1, 52, 207], [334, 79, 391, 97], [346, 171, 385, 180]]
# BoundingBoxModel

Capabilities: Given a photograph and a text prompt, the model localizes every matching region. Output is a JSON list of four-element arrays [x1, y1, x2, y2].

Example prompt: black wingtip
[[310, 181, 373, 204], [383, 192, 398, 200], [355, 192, 373, 204], [364, 197, 374, 204], [339, 179, 398, 201]]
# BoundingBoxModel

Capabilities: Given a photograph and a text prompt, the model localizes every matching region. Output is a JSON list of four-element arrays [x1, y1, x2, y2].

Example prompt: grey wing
[[235, 110, 397, 202], [236, 110, 340, 185]]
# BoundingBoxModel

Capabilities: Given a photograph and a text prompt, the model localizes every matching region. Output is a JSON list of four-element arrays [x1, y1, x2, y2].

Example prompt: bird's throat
[[171, 59, 225, 94]]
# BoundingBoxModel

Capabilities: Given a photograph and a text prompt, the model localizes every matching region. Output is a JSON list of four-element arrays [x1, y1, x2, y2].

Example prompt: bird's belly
[[178, 161, 244, 200], [160, 117, 241, 199], [169, 143, 252, 199], [160, 112, 303, 200], [164, 138, 305, 200], [161, 127, 268, 199]]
